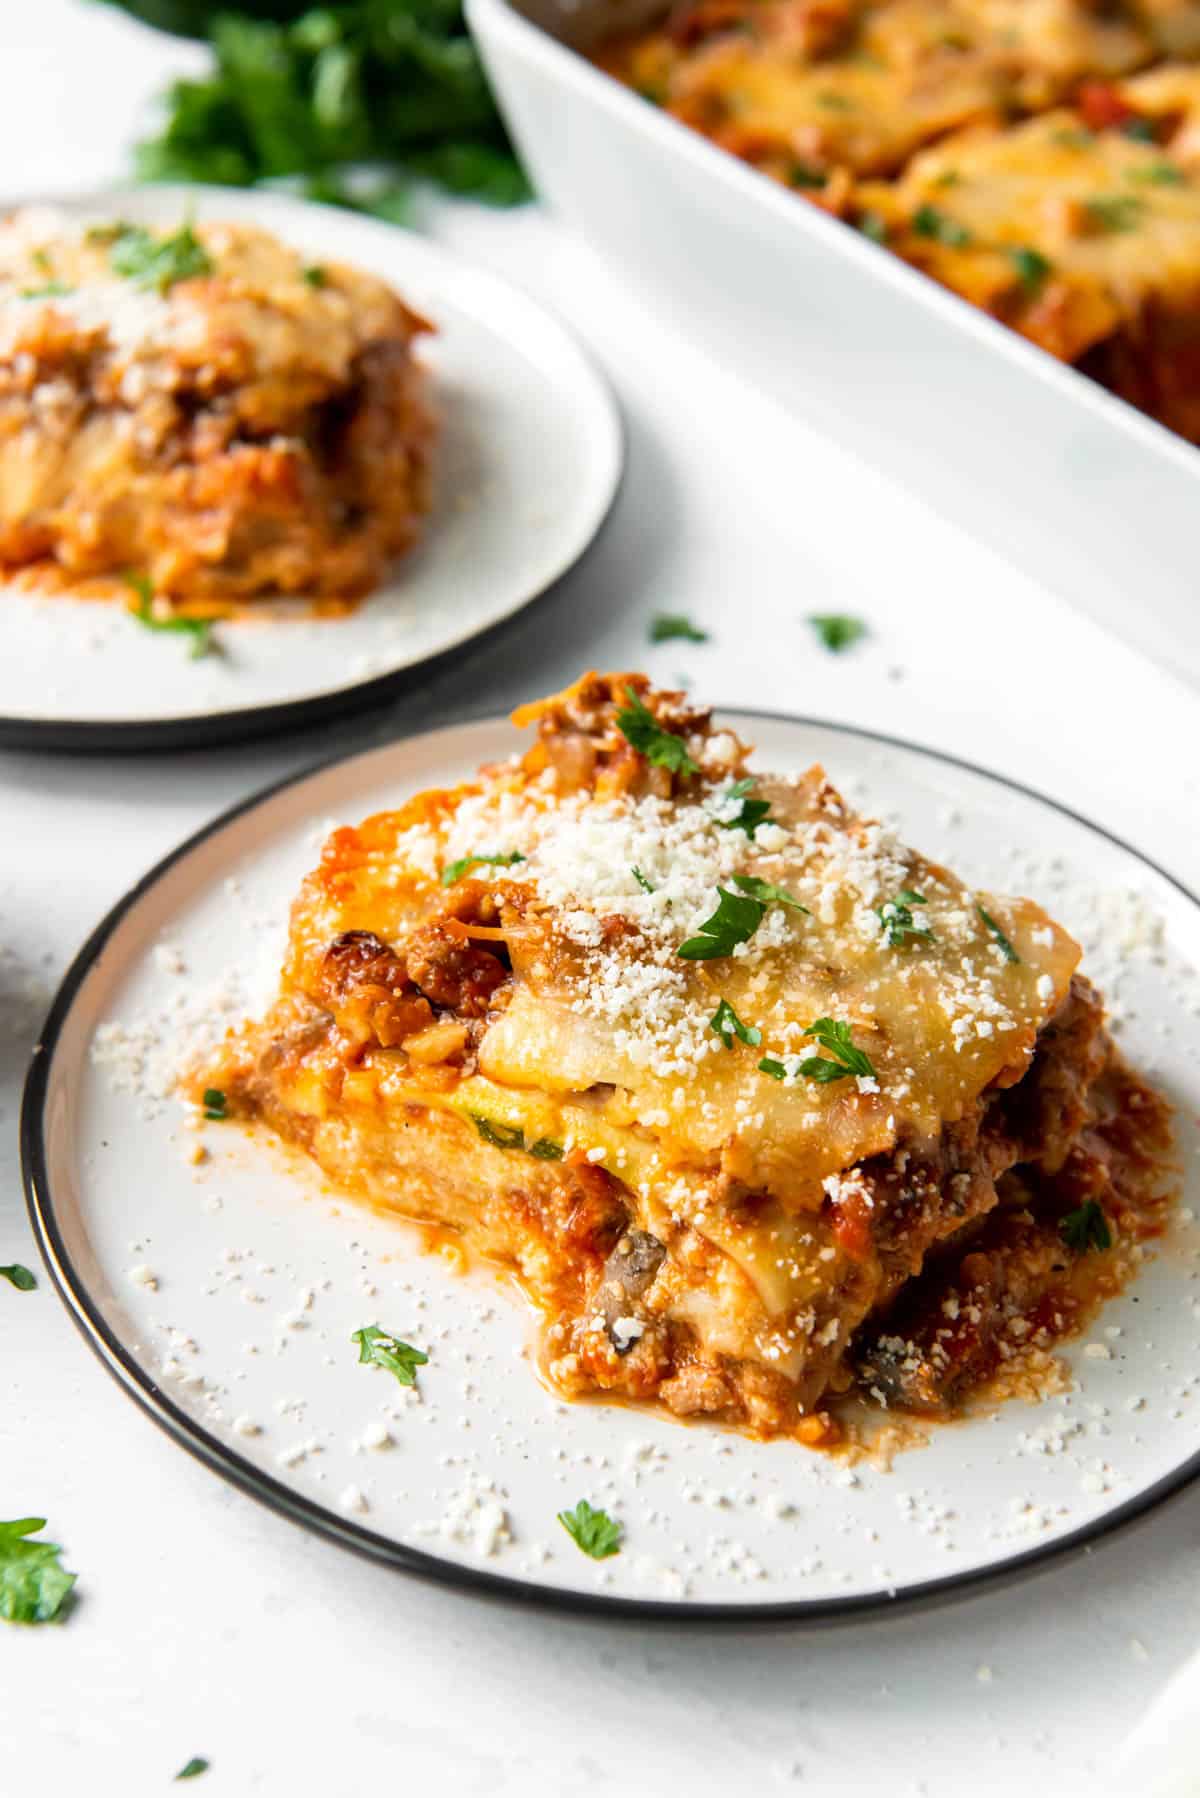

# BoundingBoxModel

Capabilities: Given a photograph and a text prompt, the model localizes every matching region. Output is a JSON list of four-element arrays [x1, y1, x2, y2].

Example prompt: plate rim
[[21, 703, 1200, 1622], [0, 184, 624, 754]]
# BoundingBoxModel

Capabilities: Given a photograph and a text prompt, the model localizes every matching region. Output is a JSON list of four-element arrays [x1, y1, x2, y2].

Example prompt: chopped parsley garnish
[[175, 1759, 210, 1782], [912, 205, 972, 246], [557, 1499, 622, 1559], [1052, 126, 1095, 148], [616, 686, 699, 776], [201, 1087, 227, 1121], [731, 873, 808, 912], [19, 280, 73, 299], [0, 1264, 36, 1292], [816, 90, 854, 111], [351, 1325, 428, 1387], [977, 902, 1019, 963], [1084, 194, 1142, 233], [808, 613, 867, 653], [677, 876, 805, 962], [302, 263, 328, 286], [440, 850, 525, 886], [1059, 1200, 1112, 1254], [0, 1518, 76, 1624], [1121, 116, 1158, 143], [32, 247, 51, 273], [677, 886, 765, 960], [787, 161, 828, 190], [877, 888, 934, 948], [709, 998, 762, 1051], [469, 1114, 526, 1151], [715, 777, 772, 839], [934, 169, 960, 189], [1007, 246, 1051, 293], [109, 221, 213, 293], [1127, 160, 1184, 186], [649, 612, 708, 643], [800, 1017, 876, 1083], [529, 1137, 564, 1161], [758, 1057, 789, 1080], [125, 573, 214, 659], [631, 866, 656, 894], [858, 210, 888, 244]]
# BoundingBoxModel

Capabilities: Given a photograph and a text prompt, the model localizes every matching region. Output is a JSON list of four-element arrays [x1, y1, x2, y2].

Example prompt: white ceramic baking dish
[[468, 0, 1200, 687]]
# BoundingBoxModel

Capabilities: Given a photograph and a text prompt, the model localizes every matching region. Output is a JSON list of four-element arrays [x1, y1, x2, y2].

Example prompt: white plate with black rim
[[0, 186, 621, 753], [21, 707, 1200, 1619]]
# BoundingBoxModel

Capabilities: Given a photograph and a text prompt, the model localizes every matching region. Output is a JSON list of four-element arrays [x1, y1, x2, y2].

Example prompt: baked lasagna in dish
[[203, 675, 1175, 1443], [597, 1, 1200, 440], [0, 210, 435, 607]]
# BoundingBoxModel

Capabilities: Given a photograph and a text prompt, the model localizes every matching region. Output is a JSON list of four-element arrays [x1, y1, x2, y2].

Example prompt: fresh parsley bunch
[[111, 1, 531, 213]]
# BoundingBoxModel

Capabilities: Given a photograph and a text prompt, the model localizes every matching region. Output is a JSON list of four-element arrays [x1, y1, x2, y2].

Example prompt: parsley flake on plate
[[616, 687, 699, 776], [649, 612, 708, 644], [709, 998, 762, 1050], [0, 1518, 76, 1625], [125, 573, 215, 660], [352, 1325, 428, 1387], [441, 851, 525, 886], [877, 889, 935, 948], [109, 221, 213, 293], [977, 902, 1020, 963], [175, 1758, 210, 1782], [808, 613, 867, 653], [558, 1499, 622, 1559], [1060, 1200, 1112, 1254], [0, 1264, 36, 1292], [715, 777, 773, 838]]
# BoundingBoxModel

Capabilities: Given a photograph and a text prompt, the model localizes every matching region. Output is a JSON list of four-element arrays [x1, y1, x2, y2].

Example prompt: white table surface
[[3, 5, 1199, 1792]]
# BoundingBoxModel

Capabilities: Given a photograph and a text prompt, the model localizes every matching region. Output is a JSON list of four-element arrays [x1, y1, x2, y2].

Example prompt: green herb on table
[[877, 888, 934, 948], [0, 1518, 76, 1625], [1059, 1200, 1112, 1254], [127, 5, 530, 211], [125, 574, 215, 660], [440, 851, 525, 886], [715, 777, 773, 839], [1007, 246, 1051, 293], [709, 998, 762, 1050], [557, 1499, 622, 1559], [109, 221, 213, 292], [808, 613, 867, 653], [202, 1088, 227, 1121], [649, 612, 708, 644], [175, 1759, 210, 1782], [1084, 193, 1142, 233], [0, 1264, 36, 1292], [616, 687, 699, 776], [351, 1324, 428, 1387], [977, 902, 1019, 963], [912, 205, 972, 246]]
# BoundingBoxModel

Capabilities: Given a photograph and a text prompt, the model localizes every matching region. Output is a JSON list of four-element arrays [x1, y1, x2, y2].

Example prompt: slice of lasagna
[[204, 675, 1174, 1442], [0, 210, 435, 606], [855, 65, 1200, 441]]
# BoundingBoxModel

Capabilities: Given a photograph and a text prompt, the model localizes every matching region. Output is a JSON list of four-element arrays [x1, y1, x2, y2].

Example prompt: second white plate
[[22, 710, 1200, 1617], [0, 186, 622, 750]]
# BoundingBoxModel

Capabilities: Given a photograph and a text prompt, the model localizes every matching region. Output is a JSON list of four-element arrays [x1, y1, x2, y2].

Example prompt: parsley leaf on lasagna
[[441, 851, 525, 886], [709, 999, 762, 1050], [801, 1017, 877, 1082], [732, 874, 809, 912], [677, 886, 767, 960], [715, 777, 773, 838], [1059, 1200, 1112, 1253], [616, 687, 699, 776], [877, 889, 934, 948], [977, 903, 1020, 963]]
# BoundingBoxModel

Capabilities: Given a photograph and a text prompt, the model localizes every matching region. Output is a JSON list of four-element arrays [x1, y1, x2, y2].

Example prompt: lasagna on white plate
[[200, 675, 1175, 1445]]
